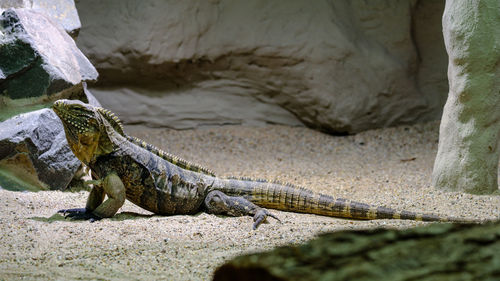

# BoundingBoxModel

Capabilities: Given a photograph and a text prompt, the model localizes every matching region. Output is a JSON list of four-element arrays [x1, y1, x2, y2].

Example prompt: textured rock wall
[[75, 0, 447, 133], [432, 0, 500, 194]]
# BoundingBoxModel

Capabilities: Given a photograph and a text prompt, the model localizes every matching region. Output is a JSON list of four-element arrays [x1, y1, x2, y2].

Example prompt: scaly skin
[[53, 99, 483, 229], [91, 107, 216, 176]]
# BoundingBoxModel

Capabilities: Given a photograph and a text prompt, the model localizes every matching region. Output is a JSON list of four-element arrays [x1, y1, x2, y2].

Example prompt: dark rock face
[[0, 8, 98, 120], [214, 222, 500, 281], [0, 84, 101, 191]]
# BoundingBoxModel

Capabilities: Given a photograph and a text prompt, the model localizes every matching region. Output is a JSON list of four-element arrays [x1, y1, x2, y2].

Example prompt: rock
[[432, 0, 500, 194], [31, 0, 81, 38], [214, 222, 500, 281], [413, 0, 449, 119], [0, 109, 79, 191], [75, 0, 448, 134], [0, 0, 81, 37], [0, 84, 100, 191], [0, 0, 28, 12], [81, 82, 101, 107], [0, 8, 98, 121]]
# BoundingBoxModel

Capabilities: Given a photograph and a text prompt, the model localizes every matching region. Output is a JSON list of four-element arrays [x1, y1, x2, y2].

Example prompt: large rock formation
[[75, 0, 448, 133], [214, 222, 500, 281], [0, 7, 98, 121], [432, 0, 500, 194]]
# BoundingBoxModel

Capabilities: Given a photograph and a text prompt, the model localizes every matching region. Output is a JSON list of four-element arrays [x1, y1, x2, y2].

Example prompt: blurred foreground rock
[[0, 84, 100, 191], [0, 7, 97, 121], [214, 222, 500, 281], [76, 0, 447, 134]]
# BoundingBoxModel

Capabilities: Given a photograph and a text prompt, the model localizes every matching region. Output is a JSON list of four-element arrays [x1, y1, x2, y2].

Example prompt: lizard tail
[[216, 177, 482, 224]]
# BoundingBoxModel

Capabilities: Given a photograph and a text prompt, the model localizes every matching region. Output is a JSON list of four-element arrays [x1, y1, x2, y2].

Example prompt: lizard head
[[53, 99, 116, 165]]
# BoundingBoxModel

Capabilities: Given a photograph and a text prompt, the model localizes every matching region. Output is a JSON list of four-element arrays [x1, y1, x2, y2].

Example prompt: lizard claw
[[267, 212, 282, 224], [252, 209, 280, 230], [58, 208, 101, 222], [58, 207, 87, 215]]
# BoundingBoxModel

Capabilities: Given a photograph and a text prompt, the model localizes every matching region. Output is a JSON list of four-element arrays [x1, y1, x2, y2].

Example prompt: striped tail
[[216, 177, 481, 224]]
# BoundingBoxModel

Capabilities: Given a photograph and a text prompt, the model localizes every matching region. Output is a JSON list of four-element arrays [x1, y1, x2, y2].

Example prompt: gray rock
[[0, 8, 98, 121], [0, 0, 81, 37], [75, 0, 448, 134], [0, 108, 80, 191], [0, 84, 101, 191], [432, 0, 500, 194]]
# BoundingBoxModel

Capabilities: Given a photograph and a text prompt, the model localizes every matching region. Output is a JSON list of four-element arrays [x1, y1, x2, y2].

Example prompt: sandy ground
[[1, 122, 499, 280]]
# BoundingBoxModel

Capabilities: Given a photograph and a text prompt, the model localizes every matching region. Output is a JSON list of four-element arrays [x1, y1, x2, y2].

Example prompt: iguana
[[53, 99, 482, 229]]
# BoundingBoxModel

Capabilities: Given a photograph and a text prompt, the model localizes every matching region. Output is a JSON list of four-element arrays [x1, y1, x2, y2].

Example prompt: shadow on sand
[[29, 211, 155, 223]]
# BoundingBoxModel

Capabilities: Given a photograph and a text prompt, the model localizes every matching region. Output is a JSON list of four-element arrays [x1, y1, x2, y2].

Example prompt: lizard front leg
[[204, 190, 280, 230], [59, 182, 104, 221], [59, 173, 126, 221]]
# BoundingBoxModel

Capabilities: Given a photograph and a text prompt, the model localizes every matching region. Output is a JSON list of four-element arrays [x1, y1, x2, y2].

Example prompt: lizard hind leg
[[204, 190, 280, 230]]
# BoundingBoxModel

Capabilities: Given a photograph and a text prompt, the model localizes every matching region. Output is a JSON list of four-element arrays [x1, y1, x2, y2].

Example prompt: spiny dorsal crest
[[127, 135, 217, 177], [96, 107, 125, 136], [225, 176, 305, 189], [95, 106, 216, 176]]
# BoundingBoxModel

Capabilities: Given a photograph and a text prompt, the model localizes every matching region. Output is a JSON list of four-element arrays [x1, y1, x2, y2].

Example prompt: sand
[[1, 122, 499, 280]]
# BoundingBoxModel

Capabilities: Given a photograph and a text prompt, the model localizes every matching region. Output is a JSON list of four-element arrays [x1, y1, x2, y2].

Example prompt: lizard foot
[[253, 209, 281, 230], [58, 208, 102, 222]]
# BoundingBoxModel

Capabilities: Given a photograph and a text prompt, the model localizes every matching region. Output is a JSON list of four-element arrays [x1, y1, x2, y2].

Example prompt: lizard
[[52, 99, 483, 229]]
